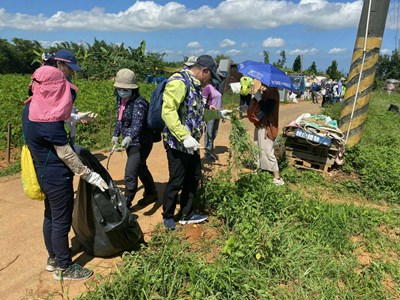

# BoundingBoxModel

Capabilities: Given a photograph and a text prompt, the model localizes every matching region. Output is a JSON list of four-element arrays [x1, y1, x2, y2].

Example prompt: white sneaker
[[273, 177, 285, 186]]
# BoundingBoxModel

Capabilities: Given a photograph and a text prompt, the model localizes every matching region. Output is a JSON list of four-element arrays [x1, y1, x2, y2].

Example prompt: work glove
[[218, 109, 233, 120], [82, 170, 108, 192], [111, 136, 119, 146], [77, 111, 98, 123], [254, 90, 262, 102], [183, 135, 201, 151], [121, 136, 132, 149]]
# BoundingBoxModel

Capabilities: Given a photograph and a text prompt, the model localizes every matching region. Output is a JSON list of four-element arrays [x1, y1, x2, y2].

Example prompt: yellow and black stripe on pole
[[339, 0, 390, 147]]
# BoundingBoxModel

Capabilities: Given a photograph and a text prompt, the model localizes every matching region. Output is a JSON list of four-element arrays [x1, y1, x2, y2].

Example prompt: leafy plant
[[228, 114, 258, 171]]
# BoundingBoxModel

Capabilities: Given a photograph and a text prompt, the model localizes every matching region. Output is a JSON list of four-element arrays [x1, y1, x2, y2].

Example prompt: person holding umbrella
[[237, 60, 291, 186], [252, 84, 285, 185]]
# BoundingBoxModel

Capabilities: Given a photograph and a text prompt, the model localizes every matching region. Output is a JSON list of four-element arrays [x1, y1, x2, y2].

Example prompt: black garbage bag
[[72, 146, 144, 257], [388, 104, 399, 115]]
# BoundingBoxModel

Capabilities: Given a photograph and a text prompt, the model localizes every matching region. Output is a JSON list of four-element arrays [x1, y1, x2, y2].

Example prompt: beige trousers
[[254, 127, 279, 172]]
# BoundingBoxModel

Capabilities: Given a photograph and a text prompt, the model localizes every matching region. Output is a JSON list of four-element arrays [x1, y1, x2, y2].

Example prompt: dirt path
[[0, 101, 321, 299]]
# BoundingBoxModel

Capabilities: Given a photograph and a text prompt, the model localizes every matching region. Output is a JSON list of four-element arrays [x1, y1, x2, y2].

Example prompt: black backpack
[[147, 71, 191, 142]]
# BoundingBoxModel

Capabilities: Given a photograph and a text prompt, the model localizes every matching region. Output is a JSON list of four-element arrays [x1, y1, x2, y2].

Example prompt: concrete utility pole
[[339, 0, 390, 147]]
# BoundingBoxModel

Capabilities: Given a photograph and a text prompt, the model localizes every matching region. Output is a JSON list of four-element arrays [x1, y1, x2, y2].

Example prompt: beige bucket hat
[[114, 69, 138, 89]]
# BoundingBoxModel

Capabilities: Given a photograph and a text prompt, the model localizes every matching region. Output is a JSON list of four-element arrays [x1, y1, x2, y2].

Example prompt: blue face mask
[[117, 89, 132, 98]]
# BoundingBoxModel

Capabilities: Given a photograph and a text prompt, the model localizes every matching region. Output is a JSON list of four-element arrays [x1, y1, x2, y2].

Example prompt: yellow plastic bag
[[21, 145, 45, 200]]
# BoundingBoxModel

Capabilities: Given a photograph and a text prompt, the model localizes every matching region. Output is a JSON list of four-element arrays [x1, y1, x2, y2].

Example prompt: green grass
[[339, 91, 400, 204], [0, 160, 21, 177], [0, 74, 156, 175], [2, 75, 400, 298], [80, 170, 400, 299], [80, 109, 400, 300]]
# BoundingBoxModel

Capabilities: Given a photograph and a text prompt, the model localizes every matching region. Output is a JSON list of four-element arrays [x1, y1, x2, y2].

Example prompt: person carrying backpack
[[239, 76, 254, 118], [161, 55, 232, 230], [111, 69, 157, 209]]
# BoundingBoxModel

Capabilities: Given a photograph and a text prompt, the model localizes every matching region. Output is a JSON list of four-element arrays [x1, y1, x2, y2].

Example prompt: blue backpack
[[147, 71, 191, 142], [311, 82, 321, 92]]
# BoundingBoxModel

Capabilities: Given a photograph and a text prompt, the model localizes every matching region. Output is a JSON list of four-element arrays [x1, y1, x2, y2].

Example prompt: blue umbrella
[[237, 60, 294, 90]]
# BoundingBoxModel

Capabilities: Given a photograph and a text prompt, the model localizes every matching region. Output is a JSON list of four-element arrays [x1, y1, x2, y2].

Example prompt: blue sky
[[0, 0, 398, 73]]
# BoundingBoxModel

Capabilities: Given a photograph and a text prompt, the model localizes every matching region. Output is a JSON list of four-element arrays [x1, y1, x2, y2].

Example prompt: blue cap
[[54, 50, 82, 71]]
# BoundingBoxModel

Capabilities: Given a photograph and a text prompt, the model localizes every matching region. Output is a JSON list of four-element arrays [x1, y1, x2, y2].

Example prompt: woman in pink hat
[[54, 50, 96, 145], [22, 66, 108, 281]]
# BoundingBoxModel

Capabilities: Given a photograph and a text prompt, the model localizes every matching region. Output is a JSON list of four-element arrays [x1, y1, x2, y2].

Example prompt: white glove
[[77, 111, 97, 123], [83, 171, 108, 192], [111, 136, 119, 146], [121, 136, 132, 149], [183, 135, 201, 151], [218, 109, 232, 120], [67, 113, 80, 125], [254, 90, 262, 102]]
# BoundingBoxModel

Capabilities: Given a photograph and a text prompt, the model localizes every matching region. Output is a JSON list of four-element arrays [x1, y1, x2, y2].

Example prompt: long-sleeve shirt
[[202, 84, 222, 109], [113, 94, 152, 147], [260, 87, 280, 140], [162, 70, 219, 154]]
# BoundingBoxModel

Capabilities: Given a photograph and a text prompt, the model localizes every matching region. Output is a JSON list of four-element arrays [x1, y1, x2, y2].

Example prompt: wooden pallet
[[287, 156, 333, 173], [285, 136, 336, 173]]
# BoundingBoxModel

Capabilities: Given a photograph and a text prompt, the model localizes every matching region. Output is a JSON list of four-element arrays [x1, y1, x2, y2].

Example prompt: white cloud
[[191, 48, 205, 56], [0, 0, 363, 32], [288, 48, 319, 55], [219, 39, 236, 48], [262, 37, 285, 48], [39, 40, 65, 48], [328, 47, 346, 54], [207, 49, 221, 56], [162, 49, 174, 55], [226, 49, 240, 56], [187, 41, 202, 49], [241, 42, 250, 48], [380, 48, 392, 55]]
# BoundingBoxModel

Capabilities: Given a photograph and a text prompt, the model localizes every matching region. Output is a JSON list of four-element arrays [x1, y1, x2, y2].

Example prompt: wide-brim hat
[[27, 66, 77, 122], [114, 68, 138, 89]]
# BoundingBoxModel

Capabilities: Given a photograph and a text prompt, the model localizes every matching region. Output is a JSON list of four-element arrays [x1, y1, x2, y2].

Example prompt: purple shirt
[[202, 84, 222, 110]]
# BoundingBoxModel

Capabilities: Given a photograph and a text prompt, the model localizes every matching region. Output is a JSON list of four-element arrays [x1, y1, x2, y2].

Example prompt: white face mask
[[117, 89, 132, 98]]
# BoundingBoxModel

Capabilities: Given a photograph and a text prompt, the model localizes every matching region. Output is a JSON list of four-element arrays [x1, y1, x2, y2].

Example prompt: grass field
[[1, 74, 399, 298]]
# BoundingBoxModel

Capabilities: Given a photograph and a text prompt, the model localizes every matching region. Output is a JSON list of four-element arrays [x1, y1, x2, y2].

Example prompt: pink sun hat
[[27, 66, 78, 122]]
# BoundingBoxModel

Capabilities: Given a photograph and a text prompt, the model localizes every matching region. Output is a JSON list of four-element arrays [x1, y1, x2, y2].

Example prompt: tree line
[[0, 38, 168, 81], [1, 37, 397, 83]]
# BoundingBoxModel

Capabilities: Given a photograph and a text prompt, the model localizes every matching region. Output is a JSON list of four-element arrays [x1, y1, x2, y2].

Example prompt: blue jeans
[[42, 179, 74, 269], [204, 119, 220, 152]]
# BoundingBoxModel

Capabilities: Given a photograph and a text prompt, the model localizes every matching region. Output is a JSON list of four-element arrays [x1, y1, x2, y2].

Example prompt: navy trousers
[[42, 180, 74, 269]]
